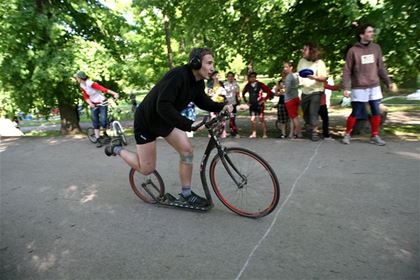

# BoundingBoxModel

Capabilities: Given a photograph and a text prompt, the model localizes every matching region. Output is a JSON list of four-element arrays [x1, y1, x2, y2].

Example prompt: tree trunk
[[58, 103, 82, 135], [163, 14, 174, 69]]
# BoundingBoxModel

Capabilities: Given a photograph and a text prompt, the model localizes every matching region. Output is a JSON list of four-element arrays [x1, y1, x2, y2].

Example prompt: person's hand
[[113, 92, 119, 99], [191, 119, 205, 131], [222, 104, 233, 113], [388, 83, 396, 93], [343, 90, 351, 98], [89, 103, 96, 109]]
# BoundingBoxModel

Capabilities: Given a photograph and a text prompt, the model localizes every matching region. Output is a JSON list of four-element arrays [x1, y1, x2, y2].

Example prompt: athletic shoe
[[104, 137, 122, 156], [96, 140, 103, 148], [323, 137, 335, 141], [370, 135, 386, 146], [176, 191, 210, 208], [342, 134, 351, 144], [310, 132, 320, 141]]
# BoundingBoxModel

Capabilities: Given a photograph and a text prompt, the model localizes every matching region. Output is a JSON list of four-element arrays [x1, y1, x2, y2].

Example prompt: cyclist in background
[[75, 71, 119, 147]]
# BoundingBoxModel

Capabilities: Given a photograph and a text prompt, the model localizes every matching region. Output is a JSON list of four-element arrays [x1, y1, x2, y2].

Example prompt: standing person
[[297, 42, 327, 141], [208, 71, 227, 138], [342, 23, 393, 145], [104, 48, 232, 207], [319, 81, 340, 140], [75, 71, 119, 147], [224, 71, 241, 138], [283, 61, 301, 139], [273, 79, 289, 138], [242, 72, 273, 138], [129, 93, 137, 113]]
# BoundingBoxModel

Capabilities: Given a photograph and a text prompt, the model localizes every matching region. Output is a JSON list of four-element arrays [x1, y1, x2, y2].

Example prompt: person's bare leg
[[250, 115, 257, 137], [119, 141, 156, 175], [289, 120, 294, 138], [165, 128, 193, 187], [94, 128, 100, 139], [292, 117, 301, 136], [260, 115, 267, 137]]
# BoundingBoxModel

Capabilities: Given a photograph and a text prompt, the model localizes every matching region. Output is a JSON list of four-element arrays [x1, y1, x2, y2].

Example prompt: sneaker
[[262, 135, 268, 139], [104, 137, 122, 156], [342, 134, 351, 145], [96, 140, 103, 148], [310, 132, 320, 141], [323, 137, 335, 141], [370, 135, 386, 146], [176, 191, 210, 208]]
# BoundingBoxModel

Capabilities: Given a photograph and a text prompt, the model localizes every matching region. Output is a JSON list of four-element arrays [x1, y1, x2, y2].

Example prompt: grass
[[382, 97, 420, 105]]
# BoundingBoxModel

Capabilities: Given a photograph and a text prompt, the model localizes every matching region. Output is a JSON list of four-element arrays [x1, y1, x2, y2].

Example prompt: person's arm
[[342, 49, 354, 96], [377, 46, 392, 90], [260, 82, 273, 101], [91, 82, 119, 99], [242, 84, 248, 103], [81, 88, 95, 108], [156, 74, 195, 131]]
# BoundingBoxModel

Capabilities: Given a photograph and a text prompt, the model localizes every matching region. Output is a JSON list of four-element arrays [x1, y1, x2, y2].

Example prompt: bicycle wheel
[[209, 147, 280, 218], [129, 168, 165, 204], [114, 122, 128, 145], [86, 127, 96, 143]]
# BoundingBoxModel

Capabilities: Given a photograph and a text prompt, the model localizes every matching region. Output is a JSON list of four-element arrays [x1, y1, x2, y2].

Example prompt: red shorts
[[285, 97, 300, 118]]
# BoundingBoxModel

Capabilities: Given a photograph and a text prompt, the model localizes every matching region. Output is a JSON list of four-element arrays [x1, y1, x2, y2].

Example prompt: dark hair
[[283, 60, 294, 68], [303, 42, 321, 62], [189, 48, 213, 63], [227, 71, 234, 77], [247, 71, 257, 78], [355, 23, 374, 41], [211, 71, 219, 77]]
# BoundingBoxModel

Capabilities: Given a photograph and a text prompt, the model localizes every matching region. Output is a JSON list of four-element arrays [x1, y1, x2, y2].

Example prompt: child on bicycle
[[75, 71, 119, 147], [104, 48, 232, 208]]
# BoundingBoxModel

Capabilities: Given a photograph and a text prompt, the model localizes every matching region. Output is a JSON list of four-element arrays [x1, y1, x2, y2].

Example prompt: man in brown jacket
[[342, 23, 393, 146]]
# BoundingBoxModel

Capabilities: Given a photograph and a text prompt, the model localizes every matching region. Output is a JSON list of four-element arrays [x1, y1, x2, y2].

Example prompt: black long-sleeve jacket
[[137, 65, 224, 134]]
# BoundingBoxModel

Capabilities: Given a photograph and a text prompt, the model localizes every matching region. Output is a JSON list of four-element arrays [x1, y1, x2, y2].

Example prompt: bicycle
[[129, 111, 280, 218], [86, 100, 128, 146]]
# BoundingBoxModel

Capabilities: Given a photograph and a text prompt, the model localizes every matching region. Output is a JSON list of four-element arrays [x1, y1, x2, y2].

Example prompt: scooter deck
[[157, 193, 212, 212]]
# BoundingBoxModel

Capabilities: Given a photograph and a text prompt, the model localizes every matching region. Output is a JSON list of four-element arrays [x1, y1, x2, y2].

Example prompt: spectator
[[341, 23, 393, 146], [320, 80, 340, 140], [130, 93, 137, 113], [242, 72, 273, 138], [208, 71, 227, 138], [273, 79, 289, 138], [297, 42, 327, 141], [223, 71, 241, 138], [283, 61, 302, 139]]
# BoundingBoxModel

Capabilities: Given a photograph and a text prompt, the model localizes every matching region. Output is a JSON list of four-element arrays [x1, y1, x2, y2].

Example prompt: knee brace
[[369, 99, 381, 116], [180, 153, 193, 165]]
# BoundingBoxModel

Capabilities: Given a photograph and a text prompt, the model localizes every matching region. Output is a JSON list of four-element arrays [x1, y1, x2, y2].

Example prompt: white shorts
[[351, 86, 382, 102]]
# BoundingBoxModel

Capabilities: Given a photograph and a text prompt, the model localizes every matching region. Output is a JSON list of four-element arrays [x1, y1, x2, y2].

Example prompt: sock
[[346, 115, 357, 135], [113, 146, 123, 156], [181, 186, 191, 197], [371, 115, 381, 136]]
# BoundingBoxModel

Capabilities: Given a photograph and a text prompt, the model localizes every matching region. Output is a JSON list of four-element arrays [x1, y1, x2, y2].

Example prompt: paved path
[[1, 136, 419, 279]]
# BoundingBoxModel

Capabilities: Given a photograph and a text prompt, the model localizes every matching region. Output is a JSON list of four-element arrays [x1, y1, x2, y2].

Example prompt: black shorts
[[249, 103, 265, 116], [134, 107, 174, 145]]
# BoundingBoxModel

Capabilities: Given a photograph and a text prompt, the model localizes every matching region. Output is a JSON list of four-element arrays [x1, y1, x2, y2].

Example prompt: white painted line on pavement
[[235, 142, 322, 280]]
